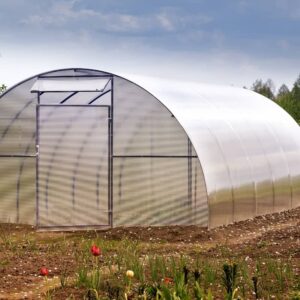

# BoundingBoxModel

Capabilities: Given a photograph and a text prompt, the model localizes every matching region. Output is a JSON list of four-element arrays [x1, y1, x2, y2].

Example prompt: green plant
[[173, 273, 189, 299], [149, 256, 160, 282], [194, 282, 213, 300], [0, 224, 16, 250], [265, 259, 294, 292], [222, 263, 238, 299], [202, 262, 217, 291], [238, 261, 250, 298], [59, 269, 68, 288]]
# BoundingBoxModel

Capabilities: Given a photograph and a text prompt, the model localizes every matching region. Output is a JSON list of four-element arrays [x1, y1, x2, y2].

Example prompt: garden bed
[[0, 207, 299, 299]]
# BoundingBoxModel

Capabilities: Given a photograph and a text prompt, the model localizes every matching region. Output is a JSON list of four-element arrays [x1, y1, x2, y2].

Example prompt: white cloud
[[21, 1, 212, 34]]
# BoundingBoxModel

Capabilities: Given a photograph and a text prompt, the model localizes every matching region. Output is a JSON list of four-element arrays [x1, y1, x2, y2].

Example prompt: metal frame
[[187, 139, 192, 206], [0, 154, 36, 157], [109, 77, 114, 227], [113, 155, 197, 158], [60, 92, 78, 104], [38, 75, 112, 79], [35, 85, 113, 228], [89, 89, 111, 104], [33, 73, 197, 229]]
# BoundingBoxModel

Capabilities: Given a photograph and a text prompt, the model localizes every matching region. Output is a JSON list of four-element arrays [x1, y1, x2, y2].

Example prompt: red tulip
[[91, 245, 101, 256], [164, 277, 173, 284], [40, 267, 49, 276]]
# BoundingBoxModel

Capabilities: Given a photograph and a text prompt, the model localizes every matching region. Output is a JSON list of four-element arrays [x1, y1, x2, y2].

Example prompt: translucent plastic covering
[[0, 68, 299, 229], [127, 76, 300, 227], [38, 105, 109, 227], [113, 77, 208, 226], [31, 77, 109, 92]]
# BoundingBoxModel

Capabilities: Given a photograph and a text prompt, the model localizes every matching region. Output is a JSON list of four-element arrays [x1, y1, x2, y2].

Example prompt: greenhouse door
[[36, 105, 110, 229]]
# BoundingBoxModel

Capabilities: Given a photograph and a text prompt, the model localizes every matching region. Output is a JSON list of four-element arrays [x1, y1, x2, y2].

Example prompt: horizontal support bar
[[0, 154, 36, 158], [38, 104, 110, 108], [32, 90, 105, 93], [113, 155, 198, 158], [38, 75, 113, 79], [0, 117, 34, 120]]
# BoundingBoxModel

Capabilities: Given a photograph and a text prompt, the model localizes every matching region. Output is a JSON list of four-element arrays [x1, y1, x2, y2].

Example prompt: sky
[[0, 0, 299, 90]]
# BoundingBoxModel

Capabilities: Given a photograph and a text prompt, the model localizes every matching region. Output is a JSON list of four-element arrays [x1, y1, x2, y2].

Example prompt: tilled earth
[[0, 207, 299, 299]]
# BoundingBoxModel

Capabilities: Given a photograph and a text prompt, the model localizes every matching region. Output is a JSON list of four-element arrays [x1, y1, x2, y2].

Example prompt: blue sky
[[0, 0, 299, 89]]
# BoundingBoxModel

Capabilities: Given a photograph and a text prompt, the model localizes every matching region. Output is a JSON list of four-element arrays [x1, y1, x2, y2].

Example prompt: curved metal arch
[[0, 68, 110, 100]]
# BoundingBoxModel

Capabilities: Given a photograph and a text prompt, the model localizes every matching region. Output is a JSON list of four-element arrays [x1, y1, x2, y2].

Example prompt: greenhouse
[[0, 68, 299, 230]]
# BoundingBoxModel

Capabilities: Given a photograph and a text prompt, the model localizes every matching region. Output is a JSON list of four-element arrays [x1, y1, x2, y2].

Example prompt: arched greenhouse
[[0, 68, 299, 230]]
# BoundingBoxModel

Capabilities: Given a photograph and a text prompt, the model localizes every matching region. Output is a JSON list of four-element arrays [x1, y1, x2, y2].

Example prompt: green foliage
[[0, 84, 6, 94], [251, 79, 275, 100], [251, 73, 300, 124], [292, 74, 300, 101]]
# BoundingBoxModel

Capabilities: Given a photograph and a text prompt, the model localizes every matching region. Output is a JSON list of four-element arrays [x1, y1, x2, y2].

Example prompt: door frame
[[35, 104, 112, 230]]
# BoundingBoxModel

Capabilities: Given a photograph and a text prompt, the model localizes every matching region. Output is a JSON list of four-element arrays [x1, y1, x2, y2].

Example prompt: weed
[[202, 262, 217, 291], [194, 282, 213, 300], [59, 270, 68, 288]]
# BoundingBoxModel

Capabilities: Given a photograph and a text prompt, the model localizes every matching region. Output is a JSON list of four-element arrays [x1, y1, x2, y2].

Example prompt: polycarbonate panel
[[39, 90, 112, 105], [0, 82, 36, 155], [113, 157, 207, 226], [0, 116, 36, 154], [38, 106, 109, 227], [114, 78, 188, 156], [128, 75, 300, 227], [31, 78, 109, 92], [266, 120, 299, 209], [0, 157, 35, 223]]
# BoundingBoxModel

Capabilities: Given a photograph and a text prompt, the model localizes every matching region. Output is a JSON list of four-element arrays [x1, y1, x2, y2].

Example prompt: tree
[[276, 76, 300, 124], [277, 84, 290, 98], [291, 74, 300, 101], [277, 92, 300, 123], [0, 84, 6, 94], [251, 79, 275, 100]]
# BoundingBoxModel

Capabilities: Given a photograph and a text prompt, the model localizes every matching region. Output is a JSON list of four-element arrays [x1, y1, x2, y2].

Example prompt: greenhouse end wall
[[0, 69, 209, 228]]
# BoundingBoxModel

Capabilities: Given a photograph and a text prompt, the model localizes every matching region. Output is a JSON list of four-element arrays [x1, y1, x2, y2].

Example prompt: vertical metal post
[[187, 138, 192, 206], [35, 92, 40, 227], [109, 77, 114, 227]]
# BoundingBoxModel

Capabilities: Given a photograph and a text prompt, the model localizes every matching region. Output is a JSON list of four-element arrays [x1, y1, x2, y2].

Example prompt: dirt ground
[[0, 207, 299, 299]]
